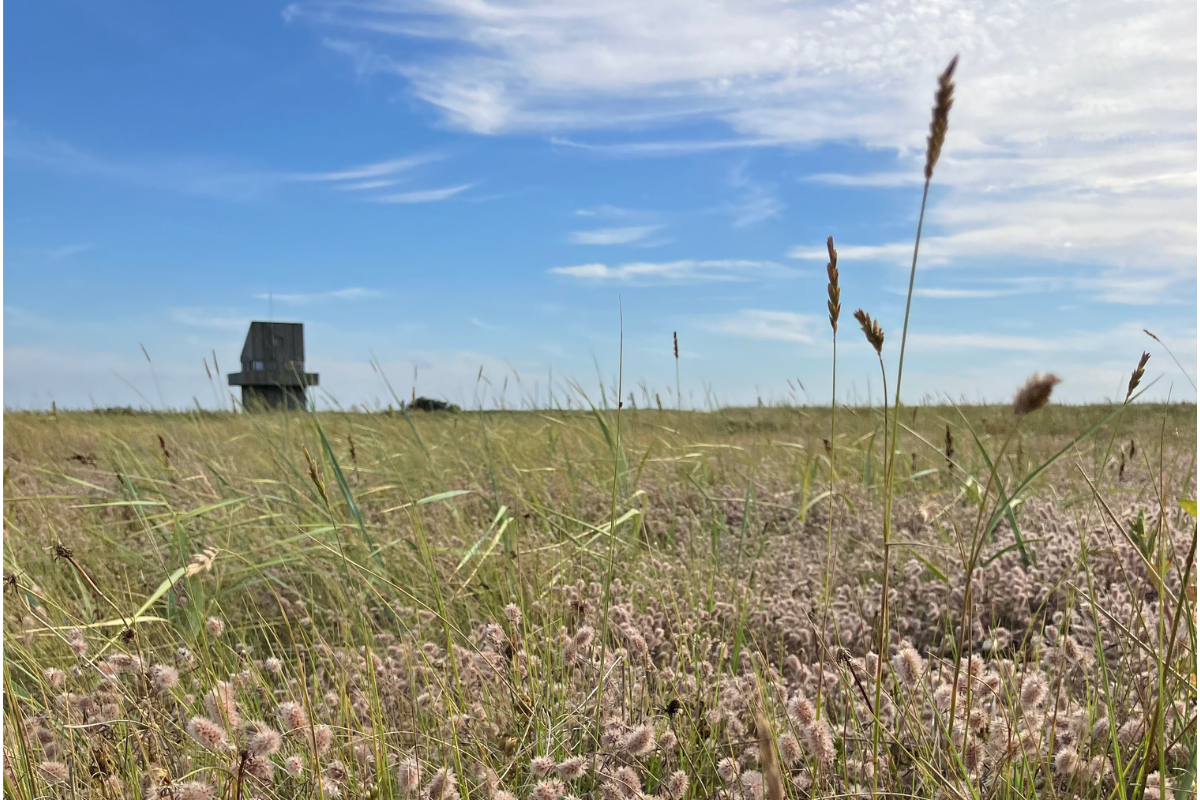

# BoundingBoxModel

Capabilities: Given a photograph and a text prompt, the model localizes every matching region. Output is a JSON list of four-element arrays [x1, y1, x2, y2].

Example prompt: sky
[[3, 0, 1197, 411]]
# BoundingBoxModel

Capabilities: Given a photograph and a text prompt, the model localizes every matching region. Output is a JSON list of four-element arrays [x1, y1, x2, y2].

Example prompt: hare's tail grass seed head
[[925, 55, 959, 181], [852, 309, 884, 356], [1126, 351, 1150, 401], [825, 236, 840, 333], [1013, 373, 1062, 416]]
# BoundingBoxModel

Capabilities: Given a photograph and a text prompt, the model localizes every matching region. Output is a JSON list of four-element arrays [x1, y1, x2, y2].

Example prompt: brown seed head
[[1013, 373, 1061, 416], [673, 331, 679, 360], [825, 236, 840, 333], [853, 309, 885, 355], [755, 712, 786, 800], [925, 56, 958, 181], [1126, 351, 1150, 401]]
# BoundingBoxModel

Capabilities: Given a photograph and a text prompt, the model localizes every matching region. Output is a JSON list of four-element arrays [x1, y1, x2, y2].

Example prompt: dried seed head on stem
[[1126, 351, 1150, 401], [925, 56, 959, 181], [1013, 373, 1062, 416], [853, 309, 884, 355], [825, 237, 840, 333]]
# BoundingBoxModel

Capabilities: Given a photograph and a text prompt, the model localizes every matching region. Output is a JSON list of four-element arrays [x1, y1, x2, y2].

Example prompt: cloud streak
[[711, 309, 815, 343], [568, 225, 663, 245], [372, 184, 473, 203], [252, 287, 383, 304], [549, 259, 790, 284]]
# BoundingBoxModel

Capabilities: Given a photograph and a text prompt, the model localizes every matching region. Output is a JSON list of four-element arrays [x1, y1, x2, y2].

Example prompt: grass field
[[4, 57, 1195, 800], [2, 397, 1196, 800]]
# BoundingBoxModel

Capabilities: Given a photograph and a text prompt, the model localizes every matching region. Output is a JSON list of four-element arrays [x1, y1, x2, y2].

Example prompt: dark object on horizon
[[409, 396, 459, 413], [227, 322, 319, 410]]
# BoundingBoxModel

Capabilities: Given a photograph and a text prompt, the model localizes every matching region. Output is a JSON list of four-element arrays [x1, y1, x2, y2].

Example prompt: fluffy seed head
[[503, 603, 522, 626], [398, 758, 421, 792], [621, 724, 655, 757], [205, 617, 224, 637], [42, 668, 66, 689], [787, 693, 816, 727], [185, 717, 228, 751], [779, 732, 803, 767], [427, 768, 459, 800], [175, 782, 215, 800], [925, 56, 959, 180], [532, 778, 566, 800], [494, 792, 518, 800], [38, 761, 69, 785], [740, 770, 764, 800], [805, 719, 836, 768], [658, 729, 678, 753], [1013, 373, 1061, 416], [247, 723, 282, 757], [284, 756, 305, 777], [150, 664, 179, 692], [204, 681, 241, 728], [1020, 674, 1048, 708], [614, 767, 640, 798], [556, 757, 587, 781], [264, 657, 283, 677], [716, 757, 739, 785], [665, 771, 688, 800], [893, 647, 925, 686], [571, 626, 595, 652], [1054, 746, 1080, 776], [243, 756, 274, 783], [308, 724, 333, 754], [66, 629, 87, 658], [277, 701, 310, 732]]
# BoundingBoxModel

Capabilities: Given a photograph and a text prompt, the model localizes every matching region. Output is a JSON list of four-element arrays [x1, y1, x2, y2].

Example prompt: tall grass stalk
[[815, 236, 840, 734], [873, 55, 958, 791]]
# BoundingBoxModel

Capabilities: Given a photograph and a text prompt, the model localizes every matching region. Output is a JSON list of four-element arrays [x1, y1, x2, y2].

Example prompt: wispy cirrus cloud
[[6, 127, 462, 205], [294, 154, 440, 183], [568, 225, 663, 245], [726, 163, 782, 228], [711, 309, 816, 343], [290, 0, 1195, 289], [549, 259, 790, 284], [253, 287, 383, 304], [372, 184, 474, 203]]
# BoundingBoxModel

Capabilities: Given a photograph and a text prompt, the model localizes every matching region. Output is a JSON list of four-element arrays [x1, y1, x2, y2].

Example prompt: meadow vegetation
[[3, 57, 1196, 800]]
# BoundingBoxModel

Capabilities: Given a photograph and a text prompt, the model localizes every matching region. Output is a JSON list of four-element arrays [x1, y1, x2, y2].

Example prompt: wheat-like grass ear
[[925, 55, 959, 181]]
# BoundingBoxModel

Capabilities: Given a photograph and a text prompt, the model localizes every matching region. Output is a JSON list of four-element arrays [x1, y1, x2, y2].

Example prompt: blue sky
[[4, 0, 1196, 410]]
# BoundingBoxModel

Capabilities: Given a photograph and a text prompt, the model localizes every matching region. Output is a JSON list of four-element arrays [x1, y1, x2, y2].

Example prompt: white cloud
[[910, 323, 1198, 357], [251, 287, 384, 304], [46, 244, 95, 260], [372, 184, 473, 203], [171, 308, 253, 332], [288, 0, 1195, 284], [711, 310, 816, 343], [568, 225, 662, 245], [6, 128, 454, 205], [909, 287, 1021, 299], [294, 154, 439, 182], [549, 259, 789, 284], [727, 163, 782, 228]]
